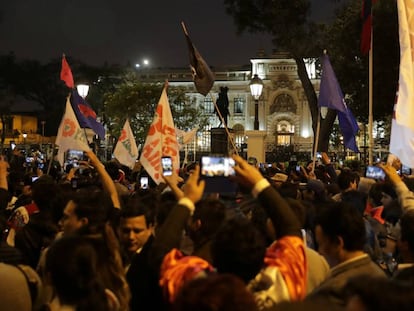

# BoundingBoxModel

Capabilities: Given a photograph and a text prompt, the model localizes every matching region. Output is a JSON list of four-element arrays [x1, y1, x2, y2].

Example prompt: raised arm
[[232, 154, 301, 239], [86, 150, 121, 209], [150, 165, 205, 272], [380, 163, 414, 213]]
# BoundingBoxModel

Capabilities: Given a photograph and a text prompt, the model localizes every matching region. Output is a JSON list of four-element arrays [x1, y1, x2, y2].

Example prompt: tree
[[104, 80, 209, 147], [324, 0, 399, 123], [224, 0, 340, 151]]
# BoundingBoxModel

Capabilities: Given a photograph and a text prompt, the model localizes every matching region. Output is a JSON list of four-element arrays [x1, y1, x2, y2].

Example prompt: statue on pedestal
[[215, 86, 230, 127]]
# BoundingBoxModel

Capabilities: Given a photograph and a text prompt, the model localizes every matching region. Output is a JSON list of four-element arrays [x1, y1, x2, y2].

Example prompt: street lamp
[[22, 132, 27, 146], [77, 84, 89, 99], [249, 74, 263, 130]]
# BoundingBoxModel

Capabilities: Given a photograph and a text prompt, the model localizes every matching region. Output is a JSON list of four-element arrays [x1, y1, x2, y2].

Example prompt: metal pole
[[368, 10, 374, 166], [254, 99, 259, 130]]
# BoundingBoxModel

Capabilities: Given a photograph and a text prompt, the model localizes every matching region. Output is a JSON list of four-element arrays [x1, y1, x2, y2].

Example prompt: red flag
[[361, 0, 377, 55], [60, 55, 74, 88]]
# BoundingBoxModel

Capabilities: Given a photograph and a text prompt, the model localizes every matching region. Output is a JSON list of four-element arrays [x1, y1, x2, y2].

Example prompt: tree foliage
[[224, 0, 398, 152], [104, 80, 209, 146], [324, 0, 399, 123], [224, 0, 337, 151]]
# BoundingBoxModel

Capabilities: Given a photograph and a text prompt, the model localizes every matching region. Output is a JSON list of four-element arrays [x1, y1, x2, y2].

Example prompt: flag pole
[[312, 107, 321, 174], [208, 92, 239, 156], [46, 143, 56, 175], [368, 22, 374, 166]]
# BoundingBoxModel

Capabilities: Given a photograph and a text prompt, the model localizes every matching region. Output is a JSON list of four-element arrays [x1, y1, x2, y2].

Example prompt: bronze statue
[[215, 86, 230, 127]]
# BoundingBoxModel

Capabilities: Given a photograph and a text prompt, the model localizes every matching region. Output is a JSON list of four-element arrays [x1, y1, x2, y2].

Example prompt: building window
[[232, 123, 245, 150], [203, 97, 214, 114], [275, 120, 295, 146], [233, 98, 244, 115], [198, 124, 212, 151]]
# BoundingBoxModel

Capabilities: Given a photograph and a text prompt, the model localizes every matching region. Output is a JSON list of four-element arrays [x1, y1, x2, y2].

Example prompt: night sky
[[0, 0, 341, 67]]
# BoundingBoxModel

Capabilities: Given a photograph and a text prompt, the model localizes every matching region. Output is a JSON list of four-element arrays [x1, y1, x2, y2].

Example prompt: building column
[[246, 130, 267, 163]]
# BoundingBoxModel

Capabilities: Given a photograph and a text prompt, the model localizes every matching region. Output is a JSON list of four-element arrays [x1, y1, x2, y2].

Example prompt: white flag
[[390, 1, 414, 167], [139, 86, 180, 184], [176, 127, 198, 151], [395, 0, 414, 131], [390, 118, 414, 168], [113, 119, 138, 169], [55, 96, 91, 165], [181, 127, 198, 145]]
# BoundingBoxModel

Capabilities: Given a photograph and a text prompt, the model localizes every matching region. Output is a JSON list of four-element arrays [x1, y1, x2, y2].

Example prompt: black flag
[[181, 22, 214, 96]]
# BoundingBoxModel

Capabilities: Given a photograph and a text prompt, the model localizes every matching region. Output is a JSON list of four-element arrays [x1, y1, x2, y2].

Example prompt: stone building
[[136, 51, 320, 162]]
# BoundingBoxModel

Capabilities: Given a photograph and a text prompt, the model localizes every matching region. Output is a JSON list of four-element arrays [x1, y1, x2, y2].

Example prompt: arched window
[[270, 94, 297, 114]]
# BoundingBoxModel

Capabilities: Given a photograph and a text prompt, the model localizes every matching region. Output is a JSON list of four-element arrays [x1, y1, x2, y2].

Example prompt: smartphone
[[140, 176, 149, 189], [161, 156, 173, 176], [201, 156, 235, 177], [296, 165, 301, 173], [31, 176, 39, 183], [365, 165, 386, 180], [401, 165, 412, 175]]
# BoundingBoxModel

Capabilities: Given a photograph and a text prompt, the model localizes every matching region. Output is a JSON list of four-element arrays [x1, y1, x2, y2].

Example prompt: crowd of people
[[1, 147, 414, 311]]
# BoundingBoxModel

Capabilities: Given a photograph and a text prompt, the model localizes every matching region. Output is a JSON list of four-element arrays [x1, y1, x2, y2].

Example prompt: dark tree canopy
[[224, 0, 399, 152]]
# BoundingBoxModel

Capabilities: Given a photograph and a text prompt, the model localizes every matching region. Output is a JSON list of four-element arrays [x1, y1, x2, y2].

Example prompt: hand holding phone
[[161, 156, 173, 176]]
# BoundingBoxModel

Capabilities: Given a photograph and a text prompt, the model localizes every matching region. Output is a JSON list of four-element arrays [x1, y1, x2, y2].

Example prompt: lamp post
[[22, 132, 27, 147], [77, 84, 89, 99], [249, 74, 263, 130], [41, 121, 46, 150]]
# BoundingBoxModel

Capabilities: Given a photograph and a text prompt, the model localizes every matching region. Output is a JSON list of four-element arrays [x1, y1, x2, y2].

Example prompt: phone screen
[[161, 156, 173, 176], [140, 177, 149, 189], [365, 165, 386, 180], [201, 156, 235, 177]]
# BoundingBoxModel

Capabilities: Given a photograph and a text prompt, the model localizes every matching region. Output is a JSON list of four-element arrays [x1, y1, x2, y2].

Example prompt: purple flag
[[319, 54, 359, 152]]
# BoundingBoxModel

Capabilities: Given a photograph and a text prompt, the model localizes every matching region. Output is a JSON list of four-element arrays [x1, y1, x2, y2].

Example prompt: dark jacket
[[14, 213, 57, 268]]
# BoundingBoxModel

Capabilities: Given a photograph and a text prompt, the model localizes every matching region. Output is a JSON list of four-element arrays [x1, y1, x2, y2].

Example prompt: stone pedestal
[[246, 130, 267, 163], [210, 127, 234, 155]]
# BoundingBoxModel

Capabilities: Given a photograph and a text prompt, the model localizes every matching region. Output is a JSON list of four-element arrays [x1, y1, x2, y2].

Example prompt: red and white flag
[[390, 1, 414, 167], [55, 95, 91, 165], [139, 86, 180, 184], [113, 119, 138, 169]]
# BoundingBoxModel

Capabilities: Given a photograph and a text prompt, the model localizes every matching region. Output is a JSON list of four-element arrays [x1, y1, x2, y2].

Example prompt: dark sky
[[0, 0, 340, 67]]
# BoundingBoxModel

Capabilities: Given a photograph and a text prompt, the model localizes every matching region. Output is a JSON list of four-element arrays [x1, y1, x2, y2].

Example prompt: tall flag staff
[[181, 22, 238, 156], [361, 0, 377, 165]]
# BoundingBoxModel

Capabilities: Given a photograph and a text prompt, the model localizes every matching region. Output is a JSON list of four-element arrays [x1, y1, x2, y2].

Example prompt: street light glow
[[77, 84, 89, 98], [143, 59, 149, 65], [135, 63, 140, 68]]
